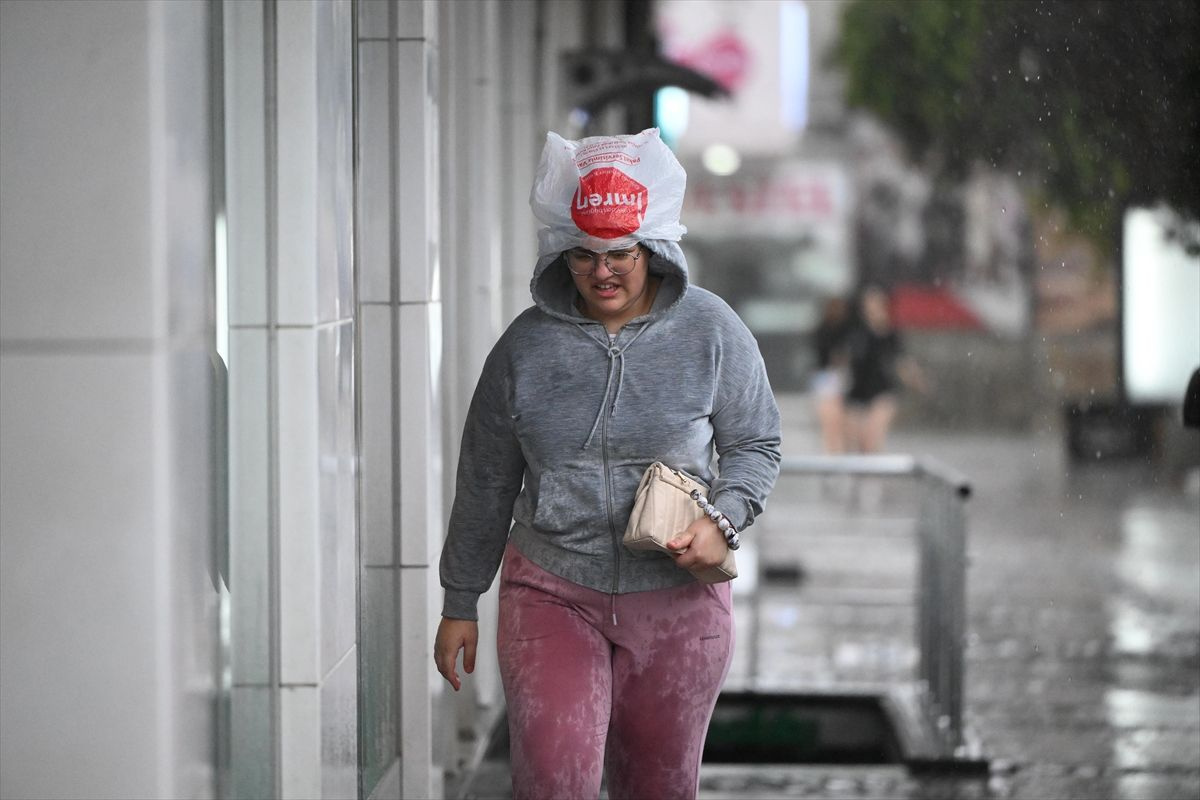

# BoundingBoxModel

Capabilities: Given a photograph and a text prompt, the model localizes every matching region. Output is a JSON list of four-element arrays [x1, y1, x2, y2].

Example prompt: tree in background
[[834, 0, 1200, 253]]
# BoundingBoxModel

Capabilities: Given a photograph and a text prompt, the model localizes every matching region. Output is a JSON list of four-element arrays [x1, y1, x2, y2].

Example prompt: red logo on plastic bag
[[571, 168, 647, 239]]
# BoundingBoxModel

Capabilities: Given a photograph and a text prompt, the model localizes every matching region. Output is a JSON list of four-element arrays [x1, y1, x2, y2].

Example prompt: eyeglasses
[[564, 247, 642, 276]]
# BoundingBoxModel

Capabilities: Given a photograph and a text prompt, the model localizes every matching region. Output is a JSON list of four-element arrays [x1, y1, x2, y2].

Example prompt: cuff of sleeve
[[709, 492, 752, 532], [441, 589, 481, 621]]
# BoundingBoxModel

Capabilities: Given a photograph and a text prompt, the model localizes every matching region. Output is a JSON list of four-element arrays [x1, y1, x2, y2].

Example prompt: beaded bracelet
[[688, 490, 741, 550]]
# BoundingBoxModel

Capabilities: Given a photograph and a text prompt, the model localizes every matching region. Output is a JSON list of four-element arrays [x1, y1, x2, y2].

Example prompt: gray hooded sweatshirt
[[439, 239, 781, 620]]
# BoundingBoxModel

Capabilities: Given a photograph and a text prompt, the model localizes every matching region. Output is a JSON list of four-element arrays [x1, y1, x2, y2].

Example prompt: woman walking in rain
[[434, 129, 781, 800]]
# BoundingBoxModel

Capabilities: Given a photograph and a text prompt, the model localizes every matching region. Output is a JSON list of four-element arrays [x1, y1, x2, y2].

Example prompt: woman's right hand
[[434, 617, 478, 692]]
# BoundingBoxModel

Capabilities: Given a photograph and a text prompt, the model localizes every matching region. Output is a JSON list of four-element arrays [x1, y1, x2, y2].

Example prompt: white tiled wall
[[230, 686, 274, 798], [358, 0, 390, 39], [321, 645, 360, 799], [397, 564, 434, 793], [396, 38, 440, 305], [356, 0, 445, 797], [278, 327, 323, 685], [223, 0, 270, 328], [320, 321, 358, 679], [229, 328, 271, 685], [222, 5, 276, 794], [357, 40, 394, 304], [0, 1, 217, 797], [0, 3, 158, 342], [396, 0, 437, 39], [1, 354, 164, 797], [437, 0, 514, 735], [275, 4, 321, 327], [280, 685, 322, 798], [360, 304, 396, 567], [317, 2, 356, 325], [398, 302, 443, 567], [498, 1, 542, 324], [359, 565, 398, 793], [223, 0, 358, 797]]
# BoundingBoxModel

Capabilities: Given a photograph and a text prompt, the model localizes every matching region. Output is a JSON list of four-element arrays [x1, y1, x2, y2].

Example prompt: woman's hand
[[434, 617, 478, 692], [666, 517, 728, 572]]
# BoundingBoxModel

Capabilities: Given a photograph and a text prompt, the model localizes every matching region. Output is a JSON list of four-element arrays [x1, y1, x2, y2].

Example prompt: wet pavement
[[458, 393, 1200, 799]]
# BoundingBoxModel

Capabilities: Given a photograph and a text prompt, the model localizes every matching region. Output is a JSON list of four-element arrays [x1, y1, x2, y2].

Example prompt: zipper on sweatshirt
[[601, 386, 620, 625], [597, 328, 623, 625]]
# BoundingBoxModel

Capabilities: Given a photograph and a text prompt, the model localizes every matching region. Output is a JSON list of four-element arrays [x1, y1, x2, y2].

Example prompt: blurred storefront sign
[[656, 0, 808, 156], [683, 160, 848, 242], [679, 160, 853, 390]]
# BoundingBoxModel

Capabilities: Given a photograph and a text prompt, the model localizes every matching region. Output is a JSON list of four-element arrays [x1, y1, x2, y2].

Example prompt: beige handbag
[[623, 462, 737, 584]]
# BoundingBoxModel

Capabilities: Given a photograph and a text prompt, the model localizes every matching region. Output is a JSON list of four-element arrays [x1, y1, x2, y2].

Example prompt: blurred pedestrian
[[433, 129, 781, 800], [844, 285, 928, 454], [810, 296, 851, 453]]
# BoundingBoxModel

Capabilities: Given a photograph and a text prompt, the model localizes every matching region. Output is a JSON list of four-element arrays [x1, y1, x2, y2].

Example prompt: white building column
[[436, 1, 509, 763], [0, 1, 217, 797], [357, 1, 443, 798], [222, 1, 358, 798], [498, 0, 542, 324]]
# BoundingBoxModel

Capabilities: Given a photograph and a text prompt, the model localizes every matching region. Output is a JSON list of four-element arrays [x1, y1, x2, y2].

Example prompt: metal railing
[[763, 454, 972, 757]]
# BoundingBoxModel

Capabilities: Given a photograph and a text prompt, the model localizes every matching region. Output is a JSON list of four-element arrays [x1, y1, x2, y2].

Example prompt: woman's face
[[568, 244, 654, 331]]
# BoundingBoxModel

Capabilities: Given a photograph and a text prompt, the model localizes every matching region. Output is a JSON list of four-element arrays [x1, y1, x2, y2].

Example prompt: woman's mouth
[[592, 283, 620, 298]]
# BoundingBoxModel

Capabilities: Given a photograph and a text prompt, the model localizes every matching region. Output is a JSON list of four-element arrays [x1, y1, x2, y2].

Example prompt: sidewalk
[[459, 394, 1200, 799]]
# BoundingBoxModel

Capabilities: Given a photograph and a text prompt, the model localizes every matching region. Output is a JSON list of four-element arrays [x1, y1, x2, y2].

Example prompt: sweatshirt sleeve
[[707, 315, 782, 532], [439, 342, 527, 620]]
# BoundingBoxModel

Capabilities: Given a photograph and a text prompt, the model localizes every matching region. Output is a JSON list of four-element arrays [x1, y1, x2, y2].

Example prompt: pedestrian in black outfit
[[844, 285, 928, 454]]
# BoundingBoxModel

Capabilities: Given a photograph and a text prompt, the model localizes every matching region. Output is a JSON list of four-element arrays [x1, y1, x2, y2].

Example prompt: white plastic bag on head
[[529, 128, 688, 258]]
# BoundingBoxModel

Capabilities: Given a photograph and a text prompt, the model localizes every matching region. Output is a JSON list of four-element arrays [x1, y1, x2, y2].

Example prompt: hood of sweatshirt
[[529, 238, 691, 327]]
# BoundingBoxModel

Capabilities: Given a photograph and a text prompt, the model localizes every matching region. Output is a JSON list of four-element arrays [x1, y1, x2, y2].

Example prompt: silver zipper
[[602, 330, 621, 625]]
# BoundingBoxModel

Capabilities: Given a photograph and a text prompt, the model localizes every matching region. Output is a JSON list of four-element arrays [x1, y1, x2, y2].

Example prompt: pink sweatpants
[[497, 543, 733, 800]]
